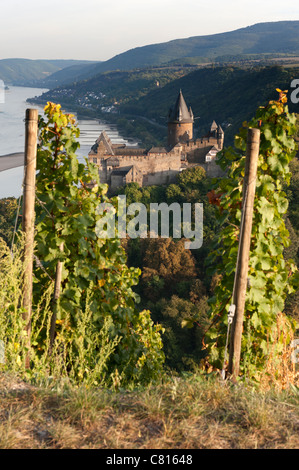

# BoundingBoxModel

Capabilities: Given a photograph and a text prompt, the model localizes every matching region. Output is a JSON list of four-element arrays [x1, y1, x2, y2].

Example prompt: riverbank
[[28, 98, 165, 148]]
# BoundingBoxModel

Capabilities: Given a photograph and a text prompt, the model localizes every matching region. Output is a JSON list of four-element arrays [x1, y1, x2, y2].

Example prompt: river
[[0, 86, 137, 199]]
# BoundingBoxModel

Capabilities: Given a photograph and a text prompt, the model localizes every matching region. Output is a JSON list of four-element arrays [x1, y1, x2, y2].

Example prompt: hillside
[[0, 59, 97, 86], [30, 68, 190, 110], [31, 65, 299, 148], [63, 21, 299, 78], [36, 61, 103, 88], [118, 65, 299, 145], [3, 21, 299, 89], [0, 94, 298, 451]]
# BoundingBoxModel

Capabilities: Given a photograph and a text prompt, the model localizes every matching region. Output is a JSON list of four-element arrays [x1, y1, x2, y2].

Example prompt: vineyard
[[0, 92, 298, 449]]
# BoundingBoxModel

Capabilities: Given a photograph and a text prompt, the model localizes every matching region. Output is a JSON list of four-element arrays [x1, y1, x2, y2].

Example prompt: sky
[[0, 0, 298, 61]]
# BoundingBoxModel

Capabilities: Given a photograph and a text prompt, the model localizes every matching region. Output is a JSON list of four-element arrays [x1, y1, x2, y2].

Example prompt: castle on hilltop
[[88, 90, 224, 191]]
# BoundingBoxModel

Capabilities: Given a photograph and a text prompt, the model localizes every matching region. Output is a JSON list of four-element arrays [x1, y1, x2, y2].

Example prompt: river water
[[0, 86, 137, 199]]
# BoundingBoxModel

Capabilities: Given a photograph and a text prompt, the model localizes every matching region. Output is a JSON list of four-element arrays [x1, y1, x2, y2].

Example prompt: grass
[[0, 371, 298, 449]]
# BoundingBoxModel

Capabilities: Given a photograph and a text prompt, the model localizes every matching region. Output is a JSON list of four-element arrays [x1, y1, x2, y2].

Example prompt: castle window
[[93, 158, 97, 163]]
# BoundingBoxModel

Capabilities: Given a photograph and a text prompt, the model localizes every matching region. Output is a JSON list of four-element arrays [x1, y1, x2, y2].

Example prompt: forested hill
[[119, 65, 299, 145], [2, 21, 299, 88], [31, 65, 299, 148], [67, 21, 299, 77], [0, 59, 97, 86]]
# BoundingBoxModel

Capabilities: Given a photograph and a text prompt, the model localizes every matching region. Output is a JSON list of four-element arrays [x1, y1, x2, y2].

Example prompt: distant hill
[[0, 59, 98, 86], [37, 62, 103, 88], [66, 21, 299, 78], [2, 21, 299, 89]]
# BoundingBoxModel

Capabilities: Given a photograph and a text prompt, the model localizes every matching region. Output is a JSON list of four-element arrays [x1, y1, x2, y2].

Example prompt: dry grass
[[0, 372, 298, 449], [259, 313, 299, 391]]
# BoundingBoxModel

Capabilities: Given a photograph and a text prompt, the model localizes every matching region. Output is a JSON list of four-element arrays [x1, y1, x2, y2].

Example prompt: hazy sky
[[0, 0, 298, 61]]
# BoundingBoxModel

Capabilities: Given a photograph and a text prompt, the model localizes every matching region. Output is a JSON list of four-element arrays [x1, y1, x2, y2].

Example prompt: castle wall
[[200, 160, 226, 178], [111, 174, 125, 190], [96, 151, 182, 189], [93, 138, 226, 188], [143, 169, 179, 186]]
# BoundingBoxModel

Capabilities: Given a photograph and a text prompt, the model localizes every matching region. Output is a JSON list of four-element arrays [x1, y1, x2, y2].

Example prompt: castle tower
[[167, 90, 194, 148]]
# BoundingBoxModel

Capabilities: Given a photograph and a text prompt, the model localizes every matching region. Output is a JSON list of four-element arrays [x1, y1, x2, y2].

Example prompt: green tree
[[150, 295, 209, 372], [177, 166, 206, 190], [141, 238, 197, 301], [165, 184, 183, 204]]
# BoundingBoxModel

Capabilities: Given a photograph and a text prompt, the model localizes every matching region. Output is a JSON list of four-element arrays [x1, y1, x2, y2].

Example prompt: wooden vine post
[[22, 108, 38, 369], [228, 127, 260, 381]]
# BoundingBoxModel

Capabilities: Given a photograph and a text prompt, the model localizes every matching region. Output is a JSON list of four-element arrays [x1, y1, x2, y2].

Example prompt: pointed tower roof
[[217, 124, 224, 135], [210, 120, 218, 132], [168, 90, 194, 123], [96, 131, 114, 154], [90, 130, 114, 155]]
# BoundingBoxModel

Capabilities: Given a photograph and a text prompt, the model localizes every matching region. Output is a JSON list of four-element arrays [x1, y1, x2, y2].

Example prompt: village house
[[88, 90, 224, 191]]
